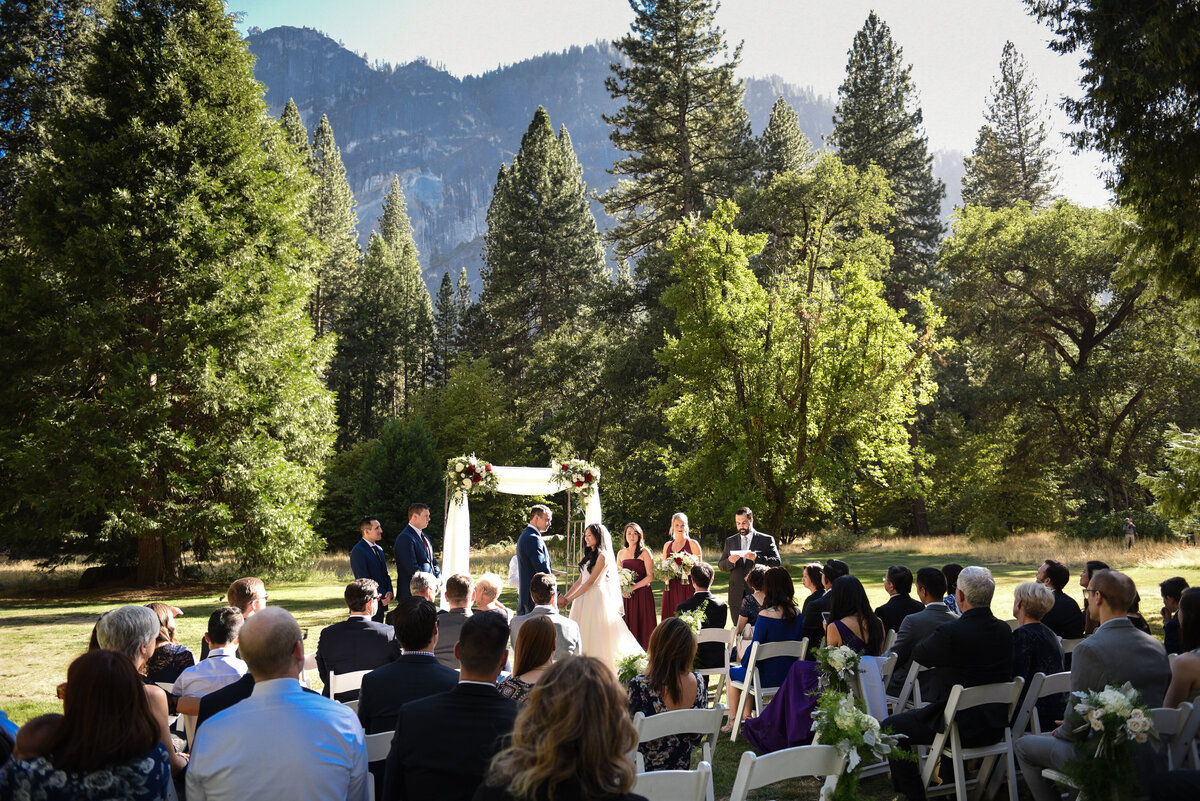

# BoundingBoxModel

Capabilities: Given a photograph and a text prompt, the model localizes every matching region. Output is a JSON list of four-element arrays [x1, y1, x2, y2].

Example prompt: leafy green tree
[[961, 41, 1057, 209], [378, 176, 434, 412], [1140, 427, 1200, 533], [829, 11, 945, 312], [602, 0, 756, 268], [354, 416, 443, 546], [1026, 0, 1200, 300], [758, 95, 813, 182], [481, 106, 608, 384], [313, 438, 376, 552], [309, 113, 360, 336], [659, 158, 942, 538], [0, 0, 336, 583], [939, 200, 1200, 513]]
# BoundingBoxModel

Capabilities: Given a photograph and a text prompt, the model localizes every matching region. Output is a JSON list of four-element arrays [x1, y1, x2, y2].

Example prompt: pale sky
[[229, 0, 1110, 206]]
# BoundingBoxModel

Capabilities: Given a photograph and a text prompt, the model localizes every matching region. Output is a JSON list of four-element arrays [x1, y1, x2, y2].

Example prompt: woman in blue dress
[[724, 566, 803, 731]]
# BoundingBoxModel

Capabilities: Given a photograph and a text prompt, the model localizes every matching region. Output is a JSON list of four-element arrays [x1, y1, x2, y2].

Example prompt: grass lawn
[[1, 532, 1195, 800]]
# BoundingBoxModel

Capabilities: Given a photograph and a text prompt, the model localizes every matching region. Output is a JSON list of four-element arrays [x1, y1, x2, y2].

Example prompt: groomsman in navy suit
[[394, 503, 439, 601], [516, 505, 553, 615], [350, 517, 394, 622]]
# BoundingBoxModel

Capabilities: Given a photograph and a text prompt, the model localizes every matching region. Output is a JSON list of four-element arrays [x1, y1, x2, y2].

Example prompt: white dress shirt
[[186, 677, 367, 801], [171, 646, 248, 698]]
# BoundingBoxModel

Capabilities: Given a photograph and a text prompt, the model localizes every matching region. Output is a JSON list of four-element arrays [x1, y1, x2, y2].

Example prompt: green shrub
[[1062, 509, 1173, 542], [966, 512, 1010, 542], [808, 526, 858, 553]]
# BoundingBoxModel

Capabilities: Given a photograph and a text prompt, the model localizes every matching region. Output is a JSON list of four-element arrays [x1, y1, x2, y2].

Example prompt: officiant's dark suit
[[717, 508, 781, 613], [676, 587, 729, 669]]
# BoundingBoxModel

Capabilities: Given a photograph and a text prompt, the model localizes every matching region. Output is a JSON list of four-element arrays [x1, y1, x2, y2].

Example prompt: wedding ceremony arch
[[442, 461, 603, 582]]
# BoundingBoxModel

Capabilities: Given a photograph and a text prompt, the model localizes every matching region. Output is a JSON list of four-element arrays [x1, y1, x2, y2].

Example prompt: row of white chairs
[[633, 745, 846, 801]]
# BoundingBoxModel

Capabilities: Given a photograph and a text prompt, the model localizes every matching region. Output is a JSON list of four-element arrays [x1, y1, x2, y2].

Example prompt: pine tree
[[829, 12, 945, 311], [758, 96, 813, 182], [454, 266, 473, 354], [481, 106, 608, 384], [0, 0, 336, 582], [602, 0, 756, 269], [279, 98, 313, 171], [309, 113, 360, 336], [431, 271, 457, 386], [961, 41, 1057, 209], [379, 176, 434, 412]]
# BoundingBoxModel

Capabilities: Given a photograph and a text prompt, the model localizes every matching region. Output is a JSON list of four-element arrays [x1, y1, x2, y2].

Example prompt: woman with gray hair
[[473, 572, 513, 622], [95, 605, 189, 777], [1011, 581, 1065, 731]]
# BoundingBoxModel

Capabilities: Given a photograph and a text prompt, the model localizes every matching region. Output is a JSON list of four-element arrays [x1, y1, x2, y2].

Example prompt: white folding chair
[[891, 660, 931, 714], [882, 628, 898, 654], [633, 706, 724, 773], [729, 637, 807, 742], [1174, 700, 1200, 770], [987, 671, 1067, 799], [634, 761, 712, 801], [342, 699, 359, 713], [1005, 618, 1020, 632], [1151, 703, 1193, 770], [854, 655, 894, 780], [919, 679, 1025, 801], [728, 743, 845, 801], [365, 730, 394, 801], [328, 668, 372, 700], [1059, 637, 1084, 657], [694, 628, 734, 707], [876, 651, 899, 688]]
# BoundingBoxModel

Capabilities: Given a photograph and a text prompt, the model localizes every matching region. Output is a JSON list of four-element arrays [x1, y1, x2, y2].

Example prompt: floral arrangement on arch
[[445, 454, 497, 500], [1054, 682, 1159, 801], [656, 548, 699, 583], [551, 457, 599, 498]]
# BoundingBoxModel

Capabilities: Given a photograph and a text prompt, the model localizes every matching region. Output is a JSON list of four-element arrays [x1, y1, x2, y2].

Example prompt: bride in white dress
[[562, 523, 645, 668]]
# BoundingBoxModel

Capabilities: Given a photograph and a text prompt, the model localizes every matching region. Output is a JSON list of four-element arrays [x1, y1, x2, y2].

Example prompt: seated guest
[[1164, 586, 1200, 706], [187, 608, 367, 801], [509, 573, 581, 662], [144, 602, 195, 684], [95, 605, 188, 777], [1016, 569, 1171, 801], [11, 714, 62, 760], [802, 559, 849, 658], [1128, 591, 1154, 634], [474, 572, 514, 622], [826, 575, 886, 656], [674, 562, 729, 670], [942, 563, 963, 615], [358, 596, 458, 734], [171, 607, 247, 699], [498, 615, 556, 703], [476, 656, 642, 801], [887, 567, 955, 697], [883, 566, 1013, 801], [1011, 581, 1065, 731], [316, 578, 396, 701], [875, 565, 924, 634], [199, 576, 267, 659], [628, 617, 708, 771], [384, 612, 517, 801], [0, 651, 170, 800], [1160, 576, 1189, 654], [409, 571, 438, 604], [725, 566, 804, 731], [1079, 560, 1109, 635], [435, 573, 475, 669], [1036, 559, 1084, 639], [733, 564, 769, 658]]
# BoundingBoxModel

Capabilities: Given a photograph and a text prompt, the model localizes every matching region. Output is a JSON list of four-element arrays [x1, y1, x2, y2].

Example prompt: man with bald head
[[1015, 569, 1171, 801], [187, 608, 368, 801]]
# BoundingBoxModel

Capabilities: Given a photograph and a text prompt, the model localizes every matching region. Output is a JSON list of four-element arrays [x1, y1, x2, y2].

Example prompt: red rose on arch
[[562, 463, 569, 470], [465, 465, 475, 475], [583, 472, 594, 482], [574, 480, 583, 487], [485, 464, 492, 472], [471, 474, 482, 483]]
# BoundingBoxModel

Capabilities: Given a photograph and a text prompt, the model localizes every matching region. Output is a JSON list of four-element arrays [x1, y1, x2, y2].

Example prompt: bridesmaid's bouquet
[[618, 567, 637, 596], [656, 550, 698, 582]]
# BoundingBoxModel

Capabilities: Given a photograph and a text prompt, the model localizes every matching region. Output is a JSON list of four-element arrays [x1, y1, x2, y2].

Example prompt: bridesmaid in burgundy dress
[[618, 522, 657, 649], [660, 512, 702, 621]]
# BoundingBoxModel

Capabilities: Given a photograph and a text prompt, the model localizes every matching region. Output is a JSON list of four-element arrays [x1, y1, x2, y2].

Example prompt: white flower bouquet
[[618, 567, 637, 595], [812, 690, 909, 801], [550, 457, 599, 497], [1057, 682, 1159, 801], [813, 644, 860, 694]]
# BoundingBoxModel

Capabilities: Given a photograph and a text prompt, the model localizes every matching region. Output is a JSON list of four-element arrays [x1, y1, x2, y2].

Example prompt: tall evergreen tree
[[829, 11, 945, 312], [431, 271, 457, 386], [481, 106, 607, 384], [278, 98, 313, 170], [0, 0, 336, 583], [758, 96, 813, 182], [453, 266, 474, 354], [602, 0, 756, 269], [309, 113, 360, 336], [961, 41, 1057, 209]]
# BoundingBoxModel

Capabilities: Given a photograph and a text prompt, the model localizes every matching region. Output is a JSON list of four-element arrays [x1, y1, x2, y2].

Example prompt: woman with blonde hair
[[498, 616, 556, 703], [474, 572, 514, 622], [1011, 581, 1065, 731], [475, 656, 647, 801], [660, 512, 701, 621]]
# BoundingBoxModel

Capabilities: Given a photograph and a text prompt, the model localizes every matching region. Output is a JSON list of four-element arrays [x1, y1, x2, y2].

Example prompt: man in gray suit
[[1016, 569, 1171, 801], [509, 573, 581, 661], [886, 567, 956, 697]]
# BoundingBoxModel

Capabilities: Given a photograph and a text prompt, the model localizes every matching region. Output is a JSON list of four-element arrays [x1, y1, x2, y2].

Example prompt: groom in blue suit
[[516, 505, 553, 615], [394, 503, 439, 600]]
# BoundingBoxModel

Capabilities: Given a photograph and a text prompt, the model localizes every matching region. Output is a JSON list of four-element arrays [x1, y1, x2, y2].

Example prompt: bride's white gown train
[[569, 563, 645, 668]]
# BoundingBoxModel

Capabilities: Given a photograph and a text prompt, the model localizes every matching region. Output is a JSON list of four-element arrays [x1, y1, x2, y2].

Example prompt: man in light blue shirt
[[187, 607, 367, 801], [172, 607, 247, 698]]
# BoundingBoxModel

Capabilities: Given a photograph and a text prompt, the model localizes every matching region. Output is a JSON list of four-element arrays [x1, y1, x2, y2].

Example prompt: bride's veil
[[592, 523, 626, 618]]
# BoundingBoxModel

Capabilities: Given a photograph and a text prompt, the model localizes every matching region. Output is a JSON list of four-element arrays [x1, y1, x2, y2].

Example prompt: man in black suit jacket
[[675, 562, 729, 669], [883, 566, 1014, 801], [1037, 559, 1084, 639], [358, 597, 459, 735], [384, 611, 517, 801], [717, 507, 782, 613], [315, 579, 396, 701], [802, 559, 849, 658], [1160, 576, 1188, 654], [875, 565, 925, 633]]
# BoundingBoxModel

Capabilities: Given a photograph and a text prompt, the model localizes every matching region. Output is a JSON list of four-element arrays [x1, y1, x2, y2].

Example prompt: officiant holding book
[[718, 507, 782, 613]]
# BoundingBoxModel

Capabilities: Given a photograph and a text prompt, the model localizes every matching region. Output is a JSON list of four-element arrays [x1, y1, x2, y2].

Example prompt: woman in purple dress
[[660, 513, 701, 622], [617, 522, 657, 650]]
